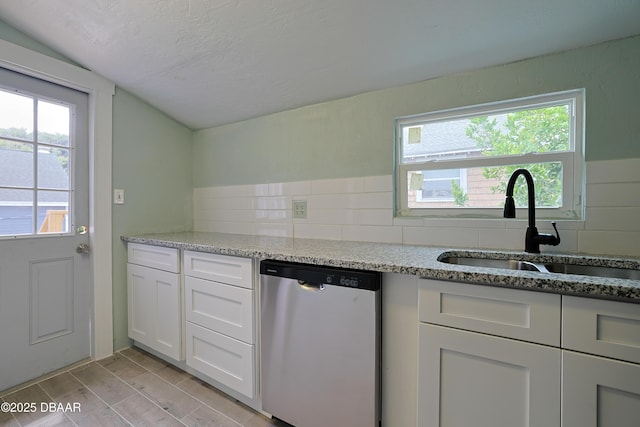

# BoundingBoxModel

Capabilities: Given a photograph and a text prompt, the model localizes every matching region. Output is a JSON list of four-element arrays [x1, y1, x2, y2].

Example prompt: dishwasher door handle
[[297, 280, 325, 292]]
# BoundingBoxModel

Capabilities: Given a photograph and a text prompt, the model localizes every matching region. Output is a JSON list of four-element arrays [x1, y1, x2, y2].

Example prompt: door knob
[[76, 243, 90, 254]]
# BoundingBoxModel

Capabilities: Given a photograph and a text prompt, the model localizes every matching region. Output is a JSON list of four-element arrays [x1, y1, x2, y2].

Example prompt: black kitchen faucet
[[504, 168, 561, 253]]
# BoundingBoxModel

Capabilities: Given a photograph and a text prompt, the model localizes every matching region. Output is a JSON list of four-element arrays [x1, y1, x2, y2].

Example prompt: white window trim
[[0, 38, 115, 359], [394, 89, 585, 220]]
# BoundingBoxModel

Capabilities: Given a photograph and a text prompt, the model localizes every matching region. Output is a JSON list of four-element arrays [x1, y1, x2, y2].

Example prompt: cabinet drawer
[[419, 280, 561, 346], [128, 243, 179, 273], [185, 322, 254, 399], [563, 296, 640, 364], [184, 251, 253, 289], [185, 276, 253, 343]]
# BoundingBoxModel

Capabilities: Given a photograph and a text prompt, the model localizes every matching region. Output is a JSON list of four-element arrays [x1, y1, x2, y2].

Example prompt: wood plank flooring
[[0, 347, 286, 427]]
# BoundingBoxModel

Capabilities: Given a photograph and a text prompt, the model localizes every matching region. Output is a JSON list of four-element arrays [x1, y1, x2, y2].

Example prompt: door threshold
[[0, 357, 92, 398]]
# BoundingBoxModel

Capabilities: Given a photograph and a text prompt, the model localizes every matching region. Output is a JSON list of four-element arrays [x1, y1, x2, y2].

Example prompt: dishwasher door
[[260, 260, 381, 427]]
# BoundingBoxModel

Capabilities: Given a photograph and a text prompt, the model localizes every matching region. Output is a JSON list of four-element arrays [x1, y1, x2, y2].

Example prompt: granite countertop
[[121, 231, 640, 303]]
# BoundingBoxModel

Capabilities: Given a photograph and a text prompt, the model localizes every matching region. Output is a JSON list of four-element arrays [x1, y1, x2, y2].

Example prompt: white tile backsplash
[[270, 180, 312, 196], [365, 175, 393, 192], [586, 183, 640, 207], [294, 223, 343, 240], [193, 160, 640, 257], [403, 225, 479, 247], [586, 207, 640, 232], [585, 158, 640, 184], [342, 225, 403, 244], [579, 230, 640, 257], [311, 177, 365, 194]]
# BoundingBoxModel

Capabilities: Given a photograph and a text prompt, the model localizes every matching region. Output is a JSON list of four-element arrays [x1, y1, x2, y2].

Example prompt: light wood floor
[[0, 346, 286, 427]]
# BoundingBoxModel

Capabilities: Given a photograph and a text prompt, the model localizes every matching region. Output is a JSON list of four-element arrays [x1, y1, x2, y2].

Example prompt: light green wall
[[0, 19, 75, 63], [112, 89, 193, 350], [0, 20, 193, 351], [193, 35, 640, 187]]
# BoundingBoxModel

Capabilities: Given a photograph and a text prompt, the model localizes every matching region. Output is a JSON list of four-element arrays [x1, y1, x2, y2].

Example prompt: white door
[[0, 67, 91, 391], [562, 351, 640, 427], [417, 323, 561, 427]]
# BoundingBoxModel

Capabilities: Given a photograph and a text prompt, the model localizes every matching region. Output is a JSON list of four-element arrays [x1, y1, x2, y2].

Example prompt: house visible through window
[[0, 86, 72, 236], [416, 168, 467, 203], [395, 89, 584, 219]]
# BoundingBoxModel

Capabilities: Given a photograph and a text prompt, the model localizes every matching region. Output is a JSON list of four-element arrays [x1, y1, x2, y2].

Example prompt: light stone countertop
[[121, 231, 640, 303]]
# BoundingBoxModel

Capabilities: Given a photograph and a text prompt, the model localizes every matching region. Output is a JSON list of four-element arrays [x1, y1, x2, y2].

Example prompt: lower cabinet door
[[418, 323, 561, 427], [127, 263, 181, 360], [185, 322, 254, 398], [562, 351, 640, 427]]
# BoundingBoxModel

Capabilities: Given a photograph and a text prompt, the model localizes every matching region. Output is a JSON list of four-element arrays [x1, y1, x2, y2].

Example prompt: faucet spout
[[504, 169, 536, 229], [504, 168, 560, 253]]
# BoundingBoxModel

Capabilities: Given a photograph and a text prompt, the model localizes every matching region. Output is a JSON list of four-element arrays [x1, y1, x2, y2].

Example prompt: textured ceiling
[[1, 0, 639, 130]]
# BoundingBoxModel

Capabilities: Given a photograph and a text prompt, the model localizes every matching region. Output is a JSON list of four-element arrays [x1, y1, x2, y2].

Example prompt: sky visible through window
[[0, 90, 69, 135]]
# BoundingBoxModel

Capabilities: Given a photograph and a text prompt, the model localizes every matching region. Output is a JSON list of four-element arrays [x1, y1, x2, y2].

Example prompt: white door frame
[[0, 39, 115, 359]]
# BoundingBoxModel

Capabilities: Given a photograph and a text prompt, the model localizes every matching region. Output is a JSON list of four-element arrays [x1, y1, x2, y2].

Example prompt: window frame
[[394, 89, 585, 220]]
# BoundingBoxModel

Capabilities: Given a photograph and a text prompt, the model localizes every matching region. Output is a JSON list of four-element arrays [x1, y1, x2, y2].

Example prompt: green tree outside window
[[465, 106, 569, 207]]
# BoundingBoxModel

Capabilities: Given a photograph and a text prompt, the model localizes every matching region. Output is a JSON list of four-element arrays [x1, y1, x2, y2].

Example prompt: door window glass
[[0, 87, 73, 236]]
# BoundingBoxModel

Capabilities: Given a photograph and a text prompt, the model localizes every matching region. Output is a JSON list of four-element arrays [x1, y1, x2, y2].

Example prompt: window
[[0, 85, 74, 236], [394, 89, 584, 219]]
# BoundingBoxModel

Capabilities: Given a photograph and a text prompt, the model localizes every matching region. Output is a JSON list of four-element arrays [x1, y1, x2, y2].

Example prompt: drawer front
[[128, 243, 179, 273], [563, 296, 640, 364], [184, 251, 253, 289], [185, 276, 254, 343], [185, 322, 254, 399], [419, 279, 561, 346]]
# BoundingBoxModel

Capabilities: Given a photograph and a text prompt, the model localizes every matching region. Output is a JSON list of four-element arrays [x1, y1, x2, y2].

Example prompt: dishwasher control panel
[[325, 273, 360, 288], [260, 260, 381, 291]]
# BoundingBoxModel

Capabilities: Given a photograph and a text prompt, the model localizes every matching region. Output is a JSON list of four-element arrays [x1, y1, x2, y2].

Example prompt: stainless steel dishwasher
[[260, 260, 381, 427]]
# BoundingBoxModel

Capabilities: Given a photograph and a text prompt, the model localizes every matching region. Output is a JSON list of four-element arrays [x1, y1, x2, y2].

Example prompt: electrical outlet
[[292, 200, 307, 219]]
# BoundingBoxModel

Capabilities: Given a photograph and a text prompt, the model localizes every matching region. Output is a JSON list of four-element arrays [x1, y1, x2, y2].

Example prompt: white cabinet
[[418, 280, 562, 427], [183, 251, 255, 399], [127, 243, 181, 360], [562, 351, 640, 427], [418, 280, 640, 427], [418, 324, 560, 427], [561, 296, 640, 427]]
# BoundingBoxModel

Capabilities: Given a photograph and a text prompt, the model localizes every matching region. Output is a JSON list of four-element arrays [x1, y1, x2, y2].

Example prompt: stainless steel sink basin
[[438, 254, 640, 280], [543, 263, 640, 280], [439, 256, 545, 272]]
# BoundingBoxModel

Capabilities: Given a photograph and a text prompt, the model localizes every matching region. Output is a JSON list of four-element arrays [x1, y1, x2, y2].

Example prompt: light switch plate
[[114, 189, 125, 204]]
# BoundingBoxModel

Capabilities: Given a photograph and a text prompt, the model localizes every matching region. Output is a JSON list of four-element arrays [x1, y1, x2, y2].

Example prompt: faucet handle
[[547, 221, 561, 246], [534, 221, 561, 248]]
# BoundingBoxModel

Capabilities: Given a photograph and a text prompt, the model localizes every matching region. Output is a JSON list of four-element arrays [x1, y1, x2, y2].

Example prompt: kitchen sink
[[543, 263, 640, 280], [438, 253, 640, 280], [439, 256, 545, 272]]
